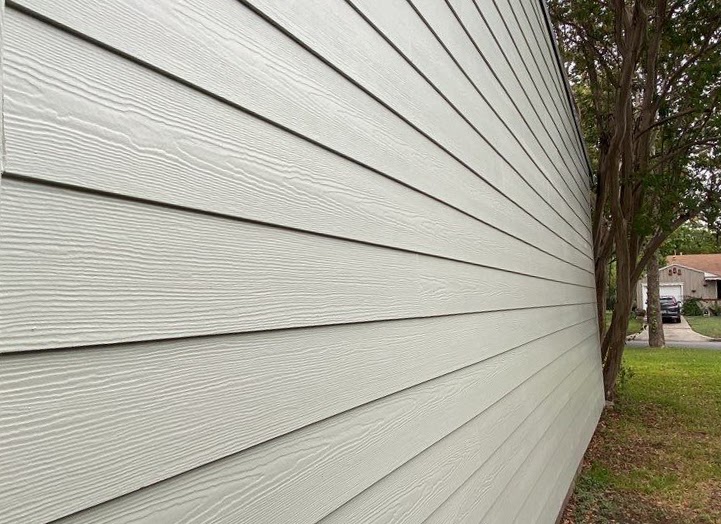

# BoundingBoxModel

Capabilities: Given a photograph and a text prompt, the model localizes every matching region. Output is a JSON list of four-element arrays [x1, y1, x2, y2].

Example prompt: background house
[[637, 254, 721, 308], [0, 1, 602, 523]]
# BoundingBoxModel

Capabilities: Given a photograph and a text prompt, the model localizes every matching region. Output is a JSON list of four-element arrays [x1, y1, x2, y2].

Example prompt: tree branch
[[636, 107, 699, 138], [632, 212, 695, 282], [659, 32, 721, 101]]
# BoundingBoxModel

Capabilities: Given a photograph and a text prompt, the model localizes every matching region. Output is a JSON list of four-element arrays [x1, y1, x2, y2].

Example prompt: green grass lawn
[[605, 311, 644, 336], [563, 348, 721, 523], [685, 316, 721, 339]]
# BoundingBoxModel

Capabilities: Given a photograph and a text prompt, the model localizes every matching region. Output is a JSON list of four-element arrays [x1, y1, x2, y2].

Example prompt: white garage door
[[642, 283, 683, 306]]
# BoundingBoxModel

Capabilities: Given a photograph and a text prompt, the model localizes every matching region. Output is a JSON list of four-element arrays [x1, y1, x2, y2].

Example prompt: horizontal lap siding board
[[475, 0, 588, 180], [529, 0, 595, 207], [445, 0, 589, 199], [511, 402, 600, 524], [488, 0, 578, 147], [509, 0, 576, 127], [525, 0, 594, 217], [7, 1, 594, 264], [0, 12, 594, 286], [348, 0, 591, 245], [51, 324, 597, 524], [376, 0, 589, 219], [0, 178, 594, 352], [485, 383, 602, 524], [0, 0, 603, 523], [318, 336, 599, 524], [246, 0, 591, 234], [522, 0, 593, 194], [425, 370, 603, 523], [510, 0, 590, 174], [508, 0, 593, 182], [521, 0, 580, 135], [531, 0, 589, 154], [424, 0, 589, 199], [0, 313, 596, 523], [0, 0, 4, 174]]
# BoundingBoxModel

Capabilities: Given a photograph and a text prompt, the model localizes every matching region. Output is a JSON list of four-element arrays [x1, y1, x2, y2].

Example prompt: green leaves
[[552, 0, 721, 395], [551, 0, 721, 253], [660, 223, 720, 255]]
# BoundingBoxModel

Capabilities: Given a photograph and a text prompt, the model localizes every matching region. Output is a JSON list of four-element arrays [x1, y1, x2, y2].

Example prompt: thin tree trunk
[[603, 260, 634, 399], [595, 258, 609, 339], [647, 254, 665, 347]]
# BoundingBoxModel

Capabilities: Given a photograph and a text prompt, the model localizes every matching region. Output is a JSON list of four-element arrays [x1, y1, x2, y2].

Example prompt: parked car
[[660, 296, 682, 323]]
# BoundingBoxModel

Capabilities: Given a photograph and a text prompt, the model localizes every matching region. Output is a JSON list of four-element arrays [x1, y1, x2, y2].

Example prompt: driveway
[[628, 316, 721, 349]]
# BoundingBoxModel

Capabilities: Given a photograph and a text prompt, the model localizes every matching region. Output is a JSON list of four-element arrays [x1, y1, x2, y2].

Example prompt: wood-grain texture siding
[[0, 0, 603, 522], [0, 0, 5, 173]]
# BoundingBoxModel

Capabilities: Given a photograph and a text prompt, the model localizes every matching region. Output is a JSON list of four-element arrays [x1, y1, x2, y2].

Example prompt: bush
[[682, 297, 703, 316], [709, 303, 721, 317]]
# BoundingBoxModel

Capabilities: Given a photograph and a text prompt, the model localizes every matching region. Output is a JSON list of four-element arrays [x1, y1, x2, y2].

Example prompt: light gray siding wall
[[0, 1, 602, 523], [0, 0, 4, 175]]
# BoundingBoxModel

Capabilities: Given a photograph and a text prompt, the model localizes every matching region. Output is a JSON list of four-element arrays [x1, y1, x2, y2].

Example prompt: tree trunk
[[602, 315, 626, 399], [647, 254, 665, 347], [602, 263, 635, 400], [595, 258, 609, 339]]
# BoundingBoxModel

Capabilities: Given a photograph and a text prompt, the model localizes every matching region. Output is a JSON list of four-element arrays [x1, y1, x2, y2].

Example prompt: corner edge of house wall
[[554, 457, 584, 524]]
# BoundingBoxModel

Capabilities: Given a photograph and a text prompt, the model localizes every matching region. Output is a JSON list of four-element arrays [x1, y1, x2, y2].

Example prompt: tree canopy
[[550, 0, 721, 397], [660, 223, 721, 256]]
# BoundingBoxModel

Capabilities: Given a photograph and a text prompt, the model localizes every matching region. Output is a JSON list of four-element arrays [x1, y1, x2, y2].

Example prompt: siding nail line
[[42, 316, 597, 523], [5, 0, 594, 264]]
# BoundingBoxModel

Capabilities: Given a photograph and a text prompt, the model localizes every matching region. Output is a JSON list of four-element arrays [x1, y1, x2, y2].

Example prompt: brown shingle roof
[[666, 254, 721, 277]]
